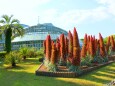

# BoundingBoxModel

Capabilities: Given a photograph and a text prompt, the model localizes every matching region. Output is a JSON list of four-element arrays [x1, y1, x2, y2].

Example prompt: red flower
[[99, 33, 106, 57], [60, 34, 66, 61], [110, 35, 115, 52], [73, 27, 80, 66], [68, 30, 73, 56], [45, 35, 52, 61], [81, 34, 87, 58], [106, 36, 110, 53], [51, 42, 57, 64]]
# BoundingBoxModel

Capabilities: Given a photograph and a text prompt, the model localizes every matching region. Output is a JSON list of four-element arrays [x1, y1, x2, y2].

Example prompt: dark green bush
[[27, 47, 38, 58], [4, 51, 22, 67], [19, 47, 44, 59], [0, 51, 6, 58], [38, 48, 44, 57], [81, 56, 92, 66], [19, 46, 29, 60], [38, 57, 44, 62]]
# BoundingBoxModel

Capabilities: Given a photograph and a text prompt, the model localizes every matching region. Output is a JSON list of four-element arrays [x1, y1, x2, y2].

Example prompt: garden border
[[35, 61, 115, 78]]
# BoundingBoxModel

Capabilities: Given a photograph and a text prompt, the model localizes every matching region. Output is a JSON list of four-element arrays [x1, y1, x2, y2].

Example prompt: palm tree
[[0, 15, 24, 53]]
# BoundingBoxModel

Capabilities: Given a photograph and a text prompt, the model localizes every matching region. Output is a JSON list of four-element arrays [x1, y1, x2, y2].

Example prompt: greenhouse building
[[0, 23, 83, 51], [11, 23, 68, 50]]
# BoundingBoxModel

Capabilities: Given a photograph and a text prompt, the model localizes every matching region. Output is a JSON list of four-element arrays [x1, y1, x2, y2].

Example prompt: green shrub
[[0, 51, 6, 58], [68, 65, 81, 74], [38, 57, 44, 62], [4, 51, 22, 67], [48, 62, 57, 72], [27, 47, 44, 58], [19, 46, 29, 60], [19, 47, 44, 61], [20, 47, 40, 58], [92, 56, 104, 63], [81, 56, 92, 66], [27, 47, 38, 58], [38, 48, 44, 57]]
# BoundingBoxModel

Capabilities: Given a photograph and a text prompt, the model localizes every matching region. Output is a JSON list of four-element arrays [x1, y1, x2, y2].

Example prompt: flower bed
[[36, 28, 115, 78], [35, 60, 114, 78]]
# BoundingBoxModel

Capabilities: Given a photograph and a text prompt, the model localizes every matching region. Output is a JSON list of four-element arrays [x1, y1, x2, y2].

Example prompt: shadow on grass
[[0, 60, 4, 69], [22, 58, 41, 65], [0, 58, 41, 72], [5, 65, 25, 70], [79, 62, 115, 84], [0, 69, 81, 86], [0, 58, 114, 86]]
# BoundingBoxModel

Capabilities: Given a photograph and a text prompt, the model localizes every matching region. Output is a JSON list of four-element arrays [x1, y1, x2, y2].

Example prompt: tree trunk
[[5, 28, 12, 53], [23, 56, 26, 60], [12, 60, 16, 67]]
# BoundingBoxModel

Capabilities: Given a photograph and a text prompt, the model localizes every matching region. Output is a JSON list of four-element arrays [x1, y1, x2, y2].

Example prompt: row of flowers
[[43, 27, 115, 72]]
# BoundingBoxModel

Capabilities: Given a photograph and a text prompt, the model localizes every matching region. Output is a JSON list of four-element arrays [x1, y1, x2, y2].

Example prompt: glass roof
[[12, 23, 68, 42], [25, 23, 68, 35], [12, 33, 60, 42], [12, 23, 82, 46]]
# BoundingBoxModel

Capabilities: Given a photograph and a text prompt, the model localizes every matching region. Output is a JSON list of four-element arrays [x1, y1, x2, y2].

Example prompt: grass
[[0, 58, 115, 86]]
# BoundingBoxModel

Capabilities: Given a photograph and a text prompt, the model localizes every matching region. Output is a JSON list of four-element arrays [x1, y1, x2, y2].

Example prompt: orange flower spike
[[84, 33, 87, 46], [110, 35, 115, 51], [99, 33, 106, 57], [73, 27, 80, 66], [68, 30, 73, 56], [106, 36, 110, 53], [81, 34, 87, 58], [65, 37, 68, 56], [51, 42, 57, 64], [60, 34, 66, 61], [45, 35, 52, 61]]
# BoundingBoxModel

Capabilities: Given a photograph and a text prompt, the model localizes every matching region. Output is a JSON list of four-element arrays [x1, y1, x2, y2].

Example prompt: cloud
[[96, 0, 115, 15], [0, 0, 51, 25], [38, 0, 114, 31], [43, 6, 109, 31], [0, 0, 115, 31], [40, 9, 59, 22]]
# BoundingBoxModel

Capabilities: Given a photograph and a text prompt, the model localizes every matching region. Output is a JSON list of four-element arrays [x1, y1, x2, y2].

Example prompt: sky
[[0, 0, 115, 38]]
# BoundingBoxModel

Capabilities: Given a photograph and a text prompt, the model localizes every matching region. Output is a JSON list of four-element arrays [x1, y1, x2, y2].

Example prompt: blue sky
[[0, 0, 115, 38]]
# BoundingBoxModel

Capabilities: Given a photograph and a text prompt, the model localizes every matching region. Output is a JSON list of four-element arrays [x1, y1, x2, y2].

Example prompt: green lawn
[[0, 58, 115, 86]]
